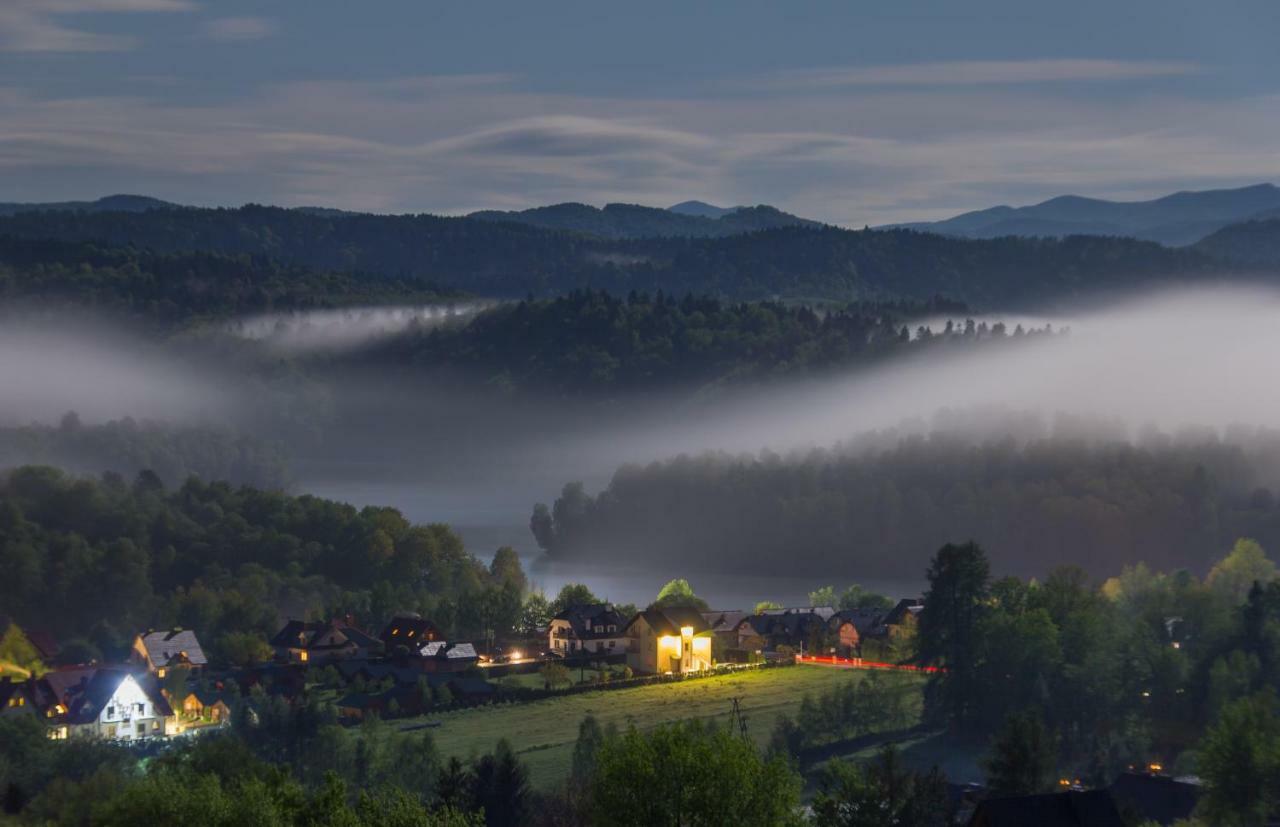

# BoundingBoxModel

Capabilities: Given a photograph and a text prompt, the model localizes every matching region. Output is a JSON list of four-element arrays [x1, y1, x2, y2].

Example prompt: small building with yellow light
[[624, 607, 714, 675]]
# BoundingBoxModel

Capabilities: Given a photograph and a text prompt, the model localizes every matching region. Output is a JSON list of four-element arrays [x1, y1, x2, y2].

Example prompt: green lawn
[[397, 665, 924, 789]]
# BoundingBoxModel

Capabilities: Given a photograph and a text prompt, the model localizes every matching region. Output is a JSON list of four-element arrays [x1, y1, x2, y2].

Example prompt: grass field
[[397, 665, 924, 789]]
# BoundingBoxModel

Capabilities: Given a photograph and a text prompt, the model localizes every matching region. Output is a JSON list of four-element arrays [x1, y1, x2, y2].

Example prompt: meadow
[[399, 664, 924, 788]]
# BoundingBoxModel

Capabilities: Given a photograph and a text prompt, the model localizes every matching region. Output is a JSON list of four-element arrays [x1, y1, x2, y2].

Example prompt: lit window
[[157, 668, 167, 678], [299, 650, 309, 663]]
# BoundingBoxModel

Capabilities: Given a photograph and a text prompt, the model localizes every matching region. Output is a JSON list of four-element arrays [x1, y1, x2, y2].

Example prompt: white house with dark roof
[[548, 604, 628, 656], [33, 667, 176, 741]]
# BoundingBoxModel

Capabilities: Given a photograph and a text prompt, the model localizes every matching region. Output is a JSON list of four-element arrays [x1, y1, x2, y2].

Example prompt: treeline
[[0, 235, 449, 327], [0, 414, 290, 489], [350, 290, 980, 393], [469, 202, 819, 239], [0, 204, 1236, 304], [0, 466, 525, 666], [532, 429, 1280, 578]]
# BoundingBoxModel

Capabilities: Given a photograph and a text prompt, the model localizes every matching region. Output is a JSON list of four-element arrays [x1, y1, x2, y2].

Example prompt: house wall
[[626, 619, 713, 675], [79, 675, 170, 742]]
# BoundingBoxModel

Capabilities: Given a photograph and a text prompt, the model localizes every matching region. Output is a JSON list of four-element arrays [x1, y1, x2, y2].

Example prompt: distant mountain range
[[468, 201, 820, 239], [887, 183, 1280, 246], [0, 194, 179, 217]]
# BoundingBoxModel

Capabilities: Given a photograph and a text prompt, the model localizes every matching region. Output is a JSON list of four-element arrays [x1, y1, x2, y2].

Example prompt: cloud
[[0, 0, 193, 52], [0, 67, 1276, 225], [762, 59, 1201, 89], [202, 16, 276, 42]]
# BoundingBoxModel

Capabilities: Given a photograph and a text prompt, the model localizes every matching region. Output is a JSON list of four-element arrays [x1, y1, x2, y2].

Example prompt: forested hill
[[1193, 217, 1280, 268], [531, 431, 1280, 579], [0, 204, 1238, 306], [344, 290, 1036, 394], [469, 202, 820, 239], [0, 235, 449, 326]]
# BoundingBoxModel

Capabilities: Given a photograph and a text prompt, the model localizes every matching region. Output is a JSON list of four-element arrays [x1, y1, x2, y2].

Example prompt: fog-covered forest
[[532, 428, 1280, 579]]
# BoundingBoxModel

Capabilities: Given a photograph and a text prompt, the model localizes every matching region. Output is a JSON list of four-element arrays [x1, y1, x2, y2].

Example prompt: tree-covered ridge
[[348, 290, 983, 393], [1193, 217, 1280, 267], [532, 429, 1280, 578], [0, 204, 1235, 305], [0, 466, 525, 667], [469, 201, 820, 239], [0, 415, 290, 490], [0, 235, 449, 326]]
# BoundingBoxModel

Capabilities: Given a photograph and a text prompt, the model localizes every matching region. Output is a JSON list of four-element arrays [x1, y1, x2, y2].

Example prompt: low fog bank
[[572, 285, 1280, 465], [227, 302, 492, 354], [0, 318, 238, 426]]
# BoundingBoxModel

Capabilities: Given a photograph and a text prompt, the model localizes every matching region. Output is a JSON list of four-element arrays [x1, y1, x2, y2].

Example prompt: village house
[[880, 598, 924, 638], [180, 688, 233, 724], [625, 607, 714, 675], [415, 641, 479, 673], [548, 604, 628, 656], [829, 608, 885, 657], [379, 614, 442, 655], [0, 678, 38, 719], [130, 628, 208, 677], [29, 666, 176, 741], [736, 607, 834, 655], [269, 619, 382, 665]]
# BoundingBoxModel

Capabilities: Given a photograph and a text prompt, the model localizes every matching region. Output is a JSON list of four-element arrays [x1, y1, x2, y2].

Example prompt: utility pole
[[730, 697, 749, 741]]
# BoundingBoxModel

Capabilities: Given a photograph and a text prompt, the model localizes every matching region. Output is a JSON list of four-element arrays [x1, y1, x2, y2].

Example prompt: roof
[[552, 604, 627, 639], [1108, 773, 1201, 825], [137, 629, 208, 667], [883, 599, 925, 627], [269, 620, 378, 652], [738, 611, 829, 640], [628, 606, 711, 637], [760, 606, 837, 621], [969, 790, 1123, 827], [417, 641, 478, 661], [702, 610, 748, 633], [830, 608, 884, 635]]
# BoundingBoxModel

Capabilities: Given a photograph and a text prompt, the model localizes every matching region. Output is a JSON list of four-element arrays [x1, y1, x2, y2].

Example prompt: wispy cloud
[[762, 59, 1201, 89], [202, 16, 276, 42], [0, 0, 194, 52], [0, 68, 1274, 225]]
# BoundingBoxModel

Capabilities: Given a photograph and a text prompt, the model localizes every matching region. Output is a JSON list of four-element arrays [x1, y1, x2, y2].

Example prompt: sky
[[1, 0, 1277, 225]]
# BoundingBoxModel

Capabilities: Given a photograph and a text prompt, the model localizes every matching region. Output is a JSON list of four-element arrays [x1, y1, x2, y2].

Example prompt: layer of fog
[[5, 285, 1280, 575], [0, 318, 235, 425], [566, 285, 1280, 466], [227, 302, 491, 354]]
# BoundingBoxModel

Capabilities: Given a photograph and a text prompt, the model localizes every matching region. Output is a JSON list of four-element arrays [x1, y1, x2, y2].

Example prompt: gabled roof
[[830, 608, 884, 635], [760, 606, 837, 621], [1108, 773, 1201, 825], [269, 620, 378, 652], [882, 599, 924, 627], [417, 641, 478, 661], [969, 790, 1123, 827], [628, 606, 711, 637], [701, 610, 748, 633], [137, 629, 208, 667]]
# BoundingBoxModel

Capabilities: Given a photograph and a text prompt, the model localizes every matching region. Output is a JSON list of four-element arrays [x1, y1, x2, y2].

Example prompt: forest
[[0, 466, 526, 668], [0, 235, 449, 328], [532, 428, 1280, 579], [0, 415, 290, 490], [0, 204, 1237, 305], [343, 290, 995, 394]]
